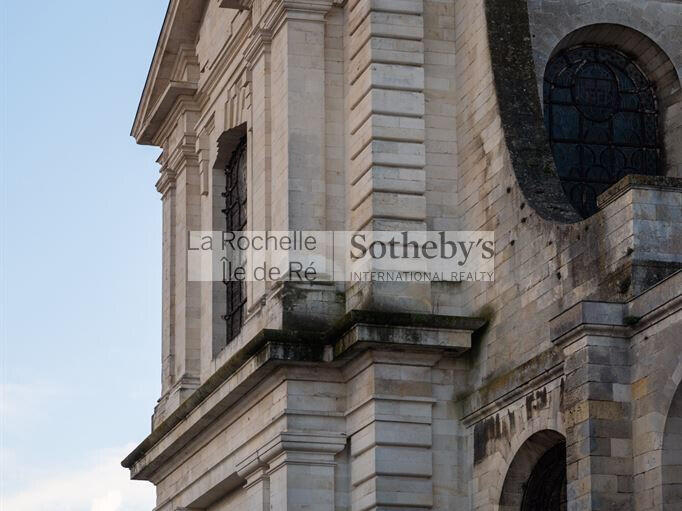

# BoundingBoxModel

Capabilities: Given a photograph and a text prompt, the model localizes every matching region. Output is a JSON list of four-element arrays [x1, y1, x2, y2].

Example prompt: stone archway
[[663, 383, 682, 510], [499, 429, 567, 511]]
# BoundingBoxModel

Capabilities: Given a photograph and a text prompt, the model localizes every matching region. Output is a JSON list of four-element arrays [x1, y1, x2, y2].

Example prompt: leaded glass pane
[[544, 46, 661, 217]]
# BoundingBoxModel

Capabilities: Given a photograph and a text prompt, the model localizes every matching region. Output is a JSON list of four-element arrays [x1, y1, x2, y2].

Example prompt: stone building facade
[[123, 0, 682, 509]]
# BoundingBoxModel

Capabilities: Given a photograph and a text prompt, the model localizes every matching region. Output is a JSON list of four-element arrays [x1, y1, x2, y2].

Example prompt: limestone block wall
[[547, 273, 682, 511], [628, 279, 682, 511], [344, 0, 431, 313], [127, 2, 682, 510], [453, 0, 682, 390], [142, 0, 682, 419], [138, 348, 477, 511], [453, 3, 682, 508], [466, 271, 682, 511], [467, 376, 565, 511]]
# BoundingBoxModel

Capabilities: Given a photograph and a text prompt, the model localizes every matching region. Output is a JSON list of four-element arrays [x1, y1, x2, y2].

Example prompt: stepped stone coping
[[121, 310, 485, 474]]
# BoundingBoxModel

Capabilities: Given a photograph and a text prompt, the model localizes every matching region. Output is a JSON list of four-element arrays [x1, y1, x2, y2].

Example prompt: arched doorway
[[663, 383, 682, 510], [500, 430, 567, 511]]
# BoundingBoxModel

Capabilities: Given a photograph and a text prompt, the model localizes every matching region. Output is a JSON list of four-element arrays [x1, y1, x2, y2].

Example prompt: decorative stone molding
[[484, 0, 581, 224], [121, 310, 483, 478], [237, 432, 347, 478], [596, 175, 682, 210], [220, 0, 252, 9], [156, 165, 177, 197], [170, 44, 200, 83], [243, 28, 272, 69], [549, 301, 630, 348], [331, 310, 486, 359], [461, 361, 564, 428], [223, 76, 251, 134], [261, 0, 334, 36], [196, 113, 215, 196]]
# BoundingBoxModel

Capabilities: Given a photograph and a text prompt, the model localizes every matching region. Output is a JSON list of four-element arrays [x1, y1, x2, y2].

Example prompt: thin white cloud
[[1, 445, 155, 511]]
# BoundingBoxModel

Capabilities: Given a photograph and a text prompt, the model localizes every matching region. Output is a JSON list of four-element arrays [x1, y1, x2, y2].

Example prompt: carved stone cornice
[[131, 0, 206, 145], [166, 138, 199, 172], [152, 94, 201, 148], [243, 27, 272, 68], [236, 431, 346, 480], [138, 82, 199, 146], [261, 0, 333, 36], [170, 44, 200, 83], [549, 301, 629, 349], [156, 166, 177, 196], [220, 0, 252, 8]]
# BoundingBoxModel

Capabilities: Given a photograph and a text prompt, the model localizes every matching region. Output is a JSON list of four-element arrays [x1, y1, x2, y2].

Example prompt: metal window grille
[[544, 46, 661, 217], [520, 442, 567, 511], [222, 138, 247, 343]]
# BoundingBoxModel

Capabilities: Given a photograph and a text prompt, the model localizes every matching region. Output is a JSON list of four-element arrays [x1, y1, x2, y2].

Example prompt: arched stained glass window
[[544, 46, 661, 217], [223, 137, 247, 343]]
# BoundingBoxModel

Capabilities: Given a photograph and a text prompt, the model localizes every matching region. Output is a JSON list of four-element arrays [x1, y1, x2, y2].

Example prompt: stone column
[[552, 301, 633, 511]]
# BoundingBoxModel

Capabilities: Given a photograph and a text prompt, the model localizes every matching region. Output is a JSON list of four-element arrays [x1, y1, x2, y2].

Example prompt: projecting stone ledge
[[329, 310, 486, 359], [121, 310, 484, 479]]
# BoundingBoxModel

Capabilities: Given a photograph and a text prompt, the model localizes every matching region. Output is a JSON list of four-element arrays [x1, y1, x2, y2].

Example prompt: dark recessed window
[[544, 46, 661, 217], [223, 137, 247, 343], [521, 442, 567, 511]]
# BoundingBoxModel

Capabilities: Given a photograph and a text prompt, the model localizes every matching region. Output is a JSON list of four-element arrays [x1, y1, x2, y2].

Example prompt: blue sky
[[2, 1, 170, 509]]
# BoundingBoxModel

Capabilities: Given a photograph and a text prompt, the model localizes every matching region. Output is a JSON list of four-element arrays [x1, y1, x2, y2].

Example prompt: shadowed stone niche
[[499, 430, 567, 511], [663, 383, 682, 510]]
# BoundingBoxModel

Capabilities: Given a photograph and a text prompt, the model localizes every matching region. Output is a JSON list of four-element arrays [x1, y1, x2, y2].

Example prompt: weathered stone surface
[[124, 0, 682, 510]]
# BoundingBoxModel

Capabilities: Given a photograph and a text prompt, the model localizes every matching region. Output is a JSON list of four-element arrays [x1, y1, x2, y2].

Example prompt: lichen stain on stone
[[560, 377, 565, 410], [525, 387, 548, 420], [474, 412, 511, 465]]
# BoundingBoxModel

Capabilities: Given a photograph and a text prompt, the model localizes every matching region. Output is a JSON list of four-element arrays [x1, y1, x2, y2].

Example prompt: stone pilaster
[[243, 466, 271, 511], [156, 163, 176, 404], [552, 301, 633, 511], [346, 351, 438, 510], [239, 432, 346, 511], [154, 119, 202, 425], [345, 0, 430, 313], [260, 0, 344, 332], [244, 28, 273, 312], [265, 0, 332, 233], [196, 115, 227, 375]]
